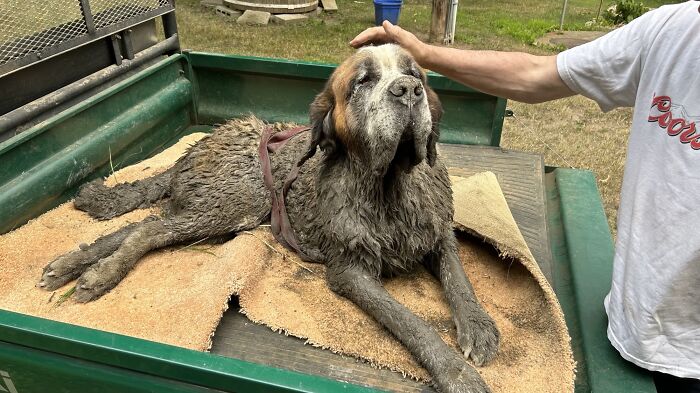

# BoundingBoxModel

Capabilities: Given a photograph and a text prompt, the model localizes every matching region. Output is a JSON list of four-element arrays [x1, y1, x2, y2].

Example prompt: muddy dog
[[37, 44, 499, 393]]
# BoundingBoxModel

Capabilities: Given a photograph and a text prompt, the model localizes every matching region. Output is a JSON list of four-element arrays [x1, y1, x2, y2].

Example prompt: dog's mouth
[[388, 125, 423, 173]]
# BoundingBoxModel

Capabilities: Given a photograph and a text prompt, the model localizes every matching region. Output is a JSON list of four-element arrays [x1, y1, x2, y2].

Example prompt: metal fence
[[0, 0, 174, 76]]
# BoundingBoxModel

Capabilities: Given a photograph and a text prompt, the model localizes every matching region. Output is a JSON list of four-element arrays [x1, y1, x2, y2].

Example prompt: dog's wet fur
[[38, 45, 499, 393]]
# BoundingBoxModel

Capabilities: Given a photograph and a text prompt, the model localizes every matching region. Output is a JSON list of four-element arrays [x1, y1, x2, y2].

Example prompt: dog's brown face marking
[[329, 50, 372, 149], [309, 44, 443, 174]]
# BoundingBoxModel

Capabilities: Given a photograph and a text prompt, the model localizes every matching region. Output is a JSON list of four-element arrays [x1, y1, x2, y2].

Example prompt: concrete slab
[[320, 0, 337, 12], [271, 13, 309, 24], [215, 5, 242, 19], [236, 10, 271, 25], [304, 7, 323, 17]]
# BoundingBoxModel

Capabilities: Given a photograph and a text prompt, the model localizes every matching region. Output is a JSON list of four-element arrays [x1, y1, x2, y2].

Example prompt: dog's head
[[308, 44, 443, 175]]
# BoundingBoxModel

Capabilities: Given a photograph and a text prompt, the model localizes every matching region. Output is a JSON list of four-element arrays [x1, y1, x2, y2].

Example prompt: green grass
[[176, 0, 679, 59], [492, 18, 554, 44]]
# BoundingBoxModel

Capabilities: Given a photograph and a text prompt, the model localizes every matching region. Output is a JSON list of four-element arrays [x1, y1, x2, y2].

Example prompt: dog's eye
[[357, 73, 371, 85], [407, 68, 422, 79]]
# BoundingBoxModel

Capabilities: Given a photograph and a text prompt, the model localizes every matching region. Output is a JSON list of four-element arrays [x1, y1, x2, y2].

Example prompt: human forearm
[[351, 22, 575, 104], [416, 45, 574, 104]]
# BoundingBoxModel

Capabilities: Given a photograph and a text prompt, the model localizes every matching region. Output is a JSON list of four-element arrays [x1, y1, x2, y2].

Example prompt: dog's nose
[[388, 76, 423, 105]]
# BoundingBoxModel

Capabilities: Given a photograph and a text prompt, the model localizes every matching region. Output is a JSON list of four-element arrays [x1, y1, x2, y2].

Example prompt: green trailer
[[0, 2, 656, 392]]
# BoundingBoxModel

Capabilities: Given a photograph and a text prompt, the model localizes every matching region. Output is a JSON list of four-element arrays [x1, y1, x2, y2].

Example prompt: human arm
[[350, 21, 575, 104]]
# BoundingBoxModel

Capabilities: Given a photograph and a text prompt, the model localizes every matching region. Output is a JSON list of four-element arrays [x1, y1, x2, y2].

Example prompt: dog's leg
[[74, 170, 172, 220], [326, 264, 491, 393], [429, 232, 500, 366], [71, 214, 235, 303], [38, 216, 159, 291]]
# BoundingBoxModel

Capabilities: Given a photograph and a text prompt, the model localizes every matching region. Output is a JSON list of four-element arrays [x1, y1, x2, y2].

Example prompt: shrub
[[603, 0, 649, 25]]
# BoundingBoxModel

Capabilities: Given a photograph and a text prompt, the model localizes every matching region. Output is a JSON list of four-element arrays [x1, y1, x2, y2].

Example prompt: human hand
[[349, 21, 428, 65]]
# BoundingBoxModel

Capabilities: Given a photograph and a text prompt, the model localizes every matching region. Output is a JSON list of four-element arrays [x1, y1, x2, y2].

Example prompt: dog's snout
[[388, 76, 423, 105]]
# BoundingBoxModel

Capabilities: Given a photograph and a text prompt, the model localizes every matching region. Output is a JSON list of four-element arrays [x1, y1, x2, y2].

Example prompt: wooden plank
[[439, 144, 553, 284], [211, 305, 432, 392], [320, 0, 338, 12]]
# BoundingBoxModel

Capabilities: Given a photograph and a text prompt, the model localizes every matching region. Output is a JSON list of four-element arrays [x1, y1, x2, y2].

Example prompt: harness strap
[[258, 125, 313, 261]]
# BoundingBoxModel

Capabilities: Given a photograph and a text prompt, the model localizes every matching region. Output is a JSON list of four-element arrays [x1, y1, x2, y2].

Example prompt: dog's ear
[[426, 86, 443, 167], [307, 82, 340, 157]]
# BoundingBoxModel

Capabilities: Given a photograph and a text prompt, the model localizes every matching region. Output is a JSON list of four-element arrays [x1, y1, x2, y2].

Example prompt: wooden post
[[596, 0, 604, 21], [429, 0, 448, 43], [559, 0, 569, 30]]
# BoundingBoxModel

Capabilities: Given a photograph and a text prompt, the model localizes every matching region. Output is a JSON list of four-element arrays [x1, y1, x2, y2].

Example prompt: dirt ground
[[536, 30, 608, 49], [501, 96, 632, 236]]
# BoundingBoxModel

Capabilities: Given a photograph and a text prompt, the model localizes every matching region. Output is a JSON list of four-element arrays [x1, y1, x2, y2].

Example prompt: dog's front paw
[[434, 358, 491, 393], [37, 247, 97, 291], [456, 308, 500, 366], [74, 257, 123, 302]]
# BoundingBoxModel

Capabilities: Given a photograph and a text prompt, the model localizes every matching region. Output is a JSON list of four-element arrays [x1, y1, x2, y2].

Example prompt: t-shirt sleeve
[[556, 11, 659, 112]]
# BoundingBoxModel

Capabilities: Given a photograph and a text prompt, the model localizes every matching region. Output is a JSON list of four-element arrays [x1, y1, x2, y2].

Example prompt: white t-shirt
[[557, 1, 700, 379]]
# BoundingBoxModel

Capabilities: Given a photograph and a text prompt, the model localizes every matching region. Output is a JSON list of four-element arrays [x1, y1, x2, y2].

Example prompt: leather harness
[[258, 125, 314, 262]]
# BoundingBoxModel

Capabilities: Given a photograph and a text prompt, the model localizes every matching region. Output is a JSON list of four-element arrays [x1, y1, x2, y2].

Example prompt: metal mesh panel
[[0, 0, 171, 69], [90, 0, 170, 29], [0, 0, 87, 65]]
